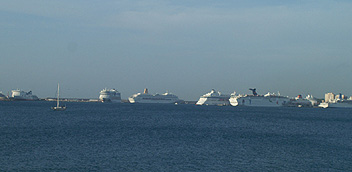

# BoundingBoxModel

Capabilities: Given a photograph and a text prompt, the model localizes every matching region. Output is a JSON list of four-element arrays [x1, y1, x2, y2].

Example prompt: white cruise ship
[[196, 89, 230, 106], [99, 88, 121, 103], [128, 88, 181, 104], [0, 92, 8, 101], [318, 93, 352, 108], [287, 95, 318, 107], [230, 88, 289, 107], [9, 89, 39, 101]]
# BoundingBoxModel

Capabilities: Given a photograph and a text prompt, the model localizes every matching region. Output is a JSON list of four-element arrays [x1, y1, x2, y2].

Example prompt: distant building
[[325, 93, 335, 102], [335, 94, 346, 100], [325, 92, 350, 102]]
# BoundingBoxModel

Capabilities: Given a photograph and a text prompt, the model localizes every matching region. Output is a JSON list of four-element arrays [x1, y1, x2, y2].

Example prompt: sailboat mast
[[57, 83, 60, 107]]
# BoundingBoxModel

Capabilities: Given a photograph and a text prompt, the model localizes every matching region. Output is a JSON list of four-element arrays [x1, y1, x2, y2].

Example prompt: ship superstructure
[[230, 88, 289, 107], [128, 88, 181, 104], [9, 89, 39, 101], [287, 95, 318, 107], [196, 89, 230, 106], [99, 88, 121, 103]]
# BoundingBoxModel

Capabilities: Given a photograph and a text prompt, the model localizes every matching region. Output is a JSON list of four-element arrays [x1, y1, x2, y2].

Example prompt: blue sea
[[0, 101, 351, 171]]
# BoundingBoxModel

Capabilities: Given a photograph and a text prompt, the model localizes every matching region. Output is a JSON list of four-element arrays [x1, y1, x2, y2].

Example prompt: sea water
[[0, 101, 351, 171]]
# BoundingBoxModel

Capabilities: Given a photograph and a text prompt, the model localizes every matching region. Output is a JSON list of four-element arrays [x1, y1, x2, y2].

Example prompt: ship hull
[[128, 97, 180, 104], [100, 97, 121, 103], [9, 96, 39, 101], [230, 96, 289, 107], [52, 106, 66, 111], [196, 97, 230, 106], [319, 102, 352, 108], [286, 99, 313, 107]]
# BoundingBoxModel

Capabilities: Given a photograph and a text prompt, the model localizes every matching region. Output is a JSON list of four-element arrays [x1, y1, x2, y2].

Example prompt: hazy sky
[[1, 0, 351, 100]]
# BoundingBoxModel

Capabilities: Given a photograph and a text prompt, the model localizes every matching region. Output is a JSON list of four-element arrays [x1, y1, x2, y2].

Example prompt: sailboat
[[52, 83, 66, 111]]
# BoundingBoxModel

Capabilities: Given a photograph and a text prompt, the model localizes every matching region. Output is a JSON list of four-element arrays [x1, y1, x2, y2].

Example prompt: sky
[[1, 0, 352, 100]]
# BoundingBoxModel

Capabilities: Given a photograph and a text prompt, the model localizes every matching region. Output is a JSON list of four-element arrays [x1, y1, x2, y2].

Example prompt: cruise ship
[[229, 88, 289, 107], [196, 89, 230, 106], [287, 95, 318, 107], [99, 88, 121, 103], [318, 93, 352, 108], [128, 88, 181, 104], [0, 92, 8, 101], [9, 89, 39, 101]]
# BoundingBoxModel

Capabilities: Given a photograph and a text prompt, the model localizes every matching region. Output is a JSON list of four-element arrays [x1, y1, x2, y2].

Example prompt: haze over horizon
[[1, 0, 352, 100]]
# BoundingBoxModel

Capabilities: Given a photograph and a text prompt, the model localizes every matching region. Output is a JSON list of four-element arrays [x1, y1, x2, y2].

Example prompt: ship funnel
[[249, 88, 257, 96], [144, 88, 148, 94]]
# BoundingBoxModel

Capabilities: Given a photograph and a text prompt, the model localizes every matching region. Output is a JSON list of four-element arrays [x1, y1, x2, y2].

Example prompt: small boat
[[52, 83, 66, 111]]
